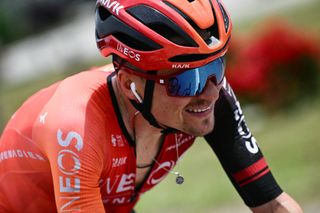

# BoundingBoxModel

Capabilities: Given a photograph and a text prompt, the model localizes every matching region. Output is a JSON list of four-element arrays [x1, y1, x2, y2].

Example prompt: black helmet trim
[[96, 6, 162, 51], [169, 35, 230, 62], [127, 5, 198, 47], [164, 0, 220, 46]]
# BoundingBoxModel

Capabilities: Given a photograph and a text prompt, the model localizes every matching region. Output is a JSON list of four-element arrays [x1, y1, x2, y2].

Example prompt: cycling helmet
[[95, 0, 232, 72]]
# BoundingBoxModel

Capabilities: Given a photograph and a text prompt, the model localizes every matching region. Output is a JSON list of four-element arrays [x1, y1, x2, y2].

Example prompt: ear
[[117, 70, 134, 100], [117, 70, 144, 100]]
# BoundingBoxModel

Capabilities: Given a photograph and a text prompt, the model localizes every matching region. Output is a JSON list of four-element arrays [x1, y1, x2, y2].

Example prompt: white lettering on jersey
[[60, 196, 80, 212], [0, 149, 45, 163], [57, 129, 84, 211], [234, 101, 259, 154], [39, 112, 48, 124], [112, 197, 126, 204], [166, 134, 195, 152], [147, 161, 174, 185], [103, 173, 135, 195], [111, 134, 125, 147], [222, 78, 235, 98], [111, 135, 117, 147], [59, 177, 80, 193], [57, 150, 81, 175], [98, 0, 124, 15], [116, 173, 135, 193], [106, 175, 120, 194], [57, 129, 83, 151], [102, 196, 133, 204], [112, 157, 127, 167]]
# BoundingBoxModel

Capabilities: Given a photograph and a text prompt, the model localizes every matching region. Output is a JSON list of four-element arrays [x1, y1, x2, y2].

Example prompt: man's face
[[151, 79, 221, 136]]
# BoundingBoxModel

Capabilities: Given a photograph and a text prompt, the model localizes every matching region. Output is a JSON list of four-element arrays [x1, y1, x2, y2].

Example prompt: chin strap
[[129, 76, 177, 135], [114, 58, 177, 135]]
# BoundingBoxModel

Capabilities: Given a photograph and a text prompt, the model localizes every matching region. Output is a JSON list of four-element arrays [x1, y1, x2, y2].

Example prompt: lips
[[186, 105, 212, 113], [184, 102, 215, 118]]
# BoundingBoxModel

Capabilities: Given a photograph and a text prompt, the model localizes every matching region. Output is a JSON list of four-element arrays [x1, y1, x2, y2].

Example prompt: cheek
[[152, 85, 188, 117]]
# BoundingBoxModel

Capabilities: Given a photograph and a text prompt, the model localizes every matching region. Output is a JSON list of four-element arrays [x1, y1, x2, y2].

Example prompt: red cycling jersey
[[0, 66, 196, 213], [0, 65, 282, 212]]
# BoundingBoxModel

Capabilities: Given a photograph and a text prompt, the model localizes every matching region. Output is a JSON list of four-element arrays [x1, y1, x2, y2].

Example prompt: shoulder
[[32, 65, 116, 157]]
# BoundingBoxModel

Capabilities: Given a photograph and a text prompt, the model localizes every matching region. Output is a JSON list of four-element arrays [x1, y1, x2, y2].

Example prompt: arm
[[32, 79, 108, 212], [204, 80, 302, 211], [44, 128, 106, 213], [251, 192, 303, 213]]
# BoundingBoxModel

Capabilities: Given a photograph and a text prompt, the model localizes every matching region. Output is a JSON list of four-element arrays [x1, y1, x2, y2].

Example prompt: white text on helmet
[[117, 43, 141, 61], [172, 64, 190, 69], [98, 0, 124, 16]]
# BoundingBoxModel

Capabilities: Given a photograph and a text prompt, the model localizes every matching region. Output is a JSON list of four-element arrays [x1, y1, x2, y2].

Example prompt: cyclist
[[0, 0, 302, 212]]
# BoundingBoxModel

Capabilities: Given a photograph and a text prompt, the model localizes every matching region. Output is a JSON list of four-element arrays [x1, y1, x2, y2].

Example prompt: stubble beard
[[182, 117, 214, 137]]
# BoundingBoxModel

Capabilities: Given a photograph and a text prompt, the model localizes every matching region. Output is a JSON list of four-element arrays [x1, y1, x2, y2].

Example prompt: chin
[[182, 119, 214, 136]]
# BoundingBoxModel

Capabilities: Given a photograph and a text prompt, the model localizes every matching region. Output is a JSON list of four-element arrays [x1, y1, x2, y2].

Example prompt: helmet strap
[[129, 78, 161, 129], [129, 74, 177, 135]]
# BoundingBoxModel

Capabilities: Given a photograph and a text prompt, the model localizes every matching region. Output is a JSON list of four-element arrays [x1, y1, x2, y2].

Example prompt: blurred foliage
[[226, 22, 320, 110], [232, 0, 320, 35], [0, 0, 91, 45]]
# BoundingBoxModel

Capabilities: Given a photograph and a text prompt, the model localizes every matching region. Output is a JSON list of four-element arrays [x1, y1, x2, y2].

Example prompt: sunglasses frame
[[115, 57, 225, 97]]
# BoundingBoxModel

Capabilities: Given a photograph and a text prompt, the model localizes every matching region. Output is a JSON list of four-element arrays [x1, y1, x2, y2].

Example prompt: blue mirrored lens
[[167, 57, 225, 96]]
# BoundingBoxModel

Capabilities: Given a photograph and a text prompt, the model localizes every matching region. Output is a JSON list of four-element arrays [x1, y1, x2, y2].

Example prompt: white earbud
[[130, 82, 143, 103]]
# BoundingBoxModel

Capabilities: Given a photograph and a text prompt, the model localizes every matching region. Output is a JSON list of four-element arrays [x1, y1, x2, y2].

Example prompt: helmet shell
[[95, 0, 232, 72]]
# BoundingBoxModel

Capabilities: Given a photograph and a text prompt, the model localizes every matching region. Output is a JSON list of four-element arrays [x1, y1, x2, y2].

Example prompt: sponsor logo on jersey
[[111, 134, 125, 147], [0, 149, 45, 163], [56, 129, 84, 212], [166, 133, 195, 152], [233, 101, 259, 154], [100, 173, 136, 204], [39, 112, 48, 124], [97, 0, 124, 15], [112, 157, 127, 167], [147, 161, 175, 185]]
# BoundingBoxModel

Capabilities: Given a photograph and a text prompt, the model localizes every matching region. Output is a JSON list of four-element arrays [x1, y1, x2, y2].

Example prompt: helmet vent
[[113, 32, 159, 51], [127, 5, 198, 47], [98, 6, 111, 21], [217, 1, 230, 33], [95, 6, 162, 51], [164, 1, 220, 45], [169, 36, 230, 62]]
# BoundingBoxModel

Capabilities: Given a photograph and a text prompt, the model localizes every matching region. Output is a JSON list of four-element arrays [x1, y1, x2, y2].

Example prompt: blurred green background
[[1, 0, 320, 212]]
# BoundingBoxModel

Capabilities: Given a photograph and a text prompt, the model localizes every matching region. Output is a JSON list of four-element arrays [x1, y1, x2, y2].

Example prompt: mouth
[[186, 105, 211, 113], [185, 104, 213, 117]]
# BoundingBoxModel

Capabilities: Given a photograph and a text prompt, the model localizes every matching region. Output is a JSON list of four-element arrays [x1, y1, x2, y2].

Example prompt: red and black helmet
[[95, 0, 232, 72]]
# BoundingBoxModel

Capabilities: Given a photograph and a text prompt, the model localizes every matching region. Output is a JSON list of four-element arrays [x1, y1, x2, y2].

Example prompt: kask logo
[[98, 0, 124, 15], [172, 64, 190, 69]]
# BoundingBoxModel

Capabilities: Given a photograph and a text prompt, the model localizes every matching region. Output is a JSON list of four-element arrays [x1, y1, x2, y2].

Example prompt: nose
[[198, 79, 221, 101]]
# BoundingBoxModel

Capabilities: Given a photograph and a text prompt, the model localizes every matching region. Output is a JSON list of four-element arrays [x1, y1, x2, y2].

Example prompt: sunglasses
[[117, 57, 225, 97]]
